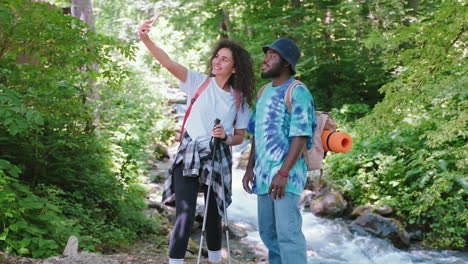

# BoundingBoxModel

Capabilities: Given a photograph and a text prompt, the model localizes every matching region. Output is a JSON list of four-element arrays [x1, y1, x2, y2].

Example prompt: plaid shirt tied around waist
[[162, 132, 233, 217]]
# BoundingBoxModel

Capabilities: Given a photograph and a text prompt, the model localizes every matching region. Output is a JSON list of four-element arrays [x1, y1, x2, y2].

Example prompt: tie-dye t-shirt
[[247, 78, 315, 196]]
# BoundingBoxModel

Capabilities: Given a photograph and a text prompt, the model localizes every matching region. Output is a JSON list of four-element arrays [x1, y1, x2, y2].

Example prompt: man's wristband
[[277, 170, 289, 178]]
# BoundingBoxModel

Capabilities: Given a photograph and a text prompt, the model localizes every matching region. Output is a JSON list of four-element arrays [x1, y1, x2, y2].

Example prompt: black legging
[[169, 162, 222, 259]]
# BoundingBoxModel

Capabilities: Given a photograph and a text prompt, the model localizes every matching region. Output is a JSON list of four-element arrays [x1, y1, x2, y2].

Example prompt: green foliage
[[327, 1, 467, 249], [0, 0, 172, 258], [330, 103, 371, 125], [100, 69, 175, 182], [161, 0, 389, 110], [0, 160, 79, 258], [1, 0, 465, 256], [0, 85, 44, 136], [94, 0, 466, 250]]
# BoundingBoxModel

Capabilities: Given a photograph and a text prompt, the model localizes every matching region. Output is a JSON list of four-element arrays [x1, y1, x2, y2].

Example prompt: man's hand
[[268, 173, 288, 200], [242, 169, 255, 194]]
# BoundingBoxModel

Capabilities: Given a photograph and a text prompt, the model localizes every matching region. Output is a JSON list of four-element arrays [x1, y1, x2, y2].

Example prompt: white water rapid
[[227, 141, 467, 264]]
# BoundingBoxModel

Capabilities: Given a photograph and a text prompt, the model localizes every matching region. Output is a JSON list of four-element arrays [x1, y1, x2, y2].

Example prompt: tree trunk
[[291, 0, 301, 26], [219, 8, 232, 39], [322, 8, 332, 43], [71, 0, 100, 130], [247, 26, 254, 40], [71, 0, 95, 32], [408, 0, 419, 15]]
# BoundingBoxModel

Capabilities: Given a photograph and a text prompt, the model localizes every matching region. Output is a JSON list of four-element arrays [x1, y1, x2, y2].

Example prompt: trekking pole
[[217, 144, 231, 264], [197, 119, 221, 264]]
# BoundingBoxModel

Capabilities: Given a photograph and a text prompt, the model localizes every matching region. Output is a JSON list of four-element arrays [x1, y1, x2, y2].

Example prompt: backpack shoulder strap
[[192, 77, 211, 103], [179, 77, 211, 141], [257, 83, 271, 101], [234, 90, 241, 110], [285, 80, 305, 112], [233, 89, 241, 127]]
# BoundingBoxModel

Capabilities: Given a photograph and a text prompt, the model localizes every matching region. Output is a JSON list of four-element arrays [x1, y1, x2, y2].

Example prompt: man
[[242, 38, 315, 264]]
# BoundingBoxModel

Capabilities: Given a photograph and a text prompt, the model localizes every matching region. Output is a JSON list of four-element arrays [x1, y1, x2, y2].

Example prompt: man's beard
[[261, 60, 283, 79]]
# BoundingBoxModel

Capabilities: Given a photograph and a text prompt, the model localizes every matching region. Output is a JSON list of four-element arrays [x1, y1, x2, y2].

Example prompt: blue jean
[[257, 193, 307, 264]]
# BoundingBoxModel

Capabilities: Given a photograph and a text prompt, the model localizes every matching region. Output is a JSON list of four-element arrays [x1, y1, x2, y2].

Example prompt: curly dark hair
[[208, 39, 255, 109]]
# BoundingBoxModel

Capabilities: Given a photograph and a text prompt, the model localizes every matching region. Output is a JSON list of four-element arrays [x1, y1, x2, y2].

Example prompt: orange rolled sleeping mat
[[321, 130, 353, 153]]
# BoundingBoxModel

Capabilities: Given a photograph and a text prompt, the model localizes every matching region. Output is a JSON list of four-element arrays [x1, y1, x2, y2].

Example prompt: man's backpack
[[257, 80, 352, 171]]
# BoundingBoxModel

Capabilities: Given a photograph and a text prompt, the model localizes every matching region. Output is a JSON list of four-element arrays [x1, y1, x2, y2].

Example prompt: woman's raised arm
[[138, 15, 188, 82]]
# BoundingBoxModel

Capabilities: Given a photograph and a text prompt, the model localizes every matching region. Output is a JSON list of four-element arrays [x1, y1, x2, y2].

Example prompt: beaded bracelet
[[277, 170, 289, 178]]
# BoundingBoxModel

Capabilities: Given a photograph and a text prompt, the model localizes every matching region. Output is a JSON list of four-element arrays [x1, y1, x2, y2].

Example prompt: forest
[[0, 0, 466, 259]]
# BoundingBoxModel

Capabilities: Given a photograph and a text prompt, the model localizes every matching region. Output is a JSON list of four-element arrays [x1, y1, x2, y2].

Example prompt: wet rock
[[191, 221, 201, 233], [351, 205, 373, 217], [237, 149, 251, 170], [168, 98, 186, 104], [305, 170, 328, 192], [350, 213, 410, 249], [299, 190, 315, 209], [149, 170, 168, 184], [310, 191, 348, 218], [187, 238, 203, 256], [352, 204, 394, 217], [146, 199, 160, 209], [146, 183, 164, 195], [409, 229, 424, 242], [375, 204, 393, 216], [228, 223, 248, 239], [165, 205, 177, 223], [154, 144, 170, 160], [304, 174, 314, 190]]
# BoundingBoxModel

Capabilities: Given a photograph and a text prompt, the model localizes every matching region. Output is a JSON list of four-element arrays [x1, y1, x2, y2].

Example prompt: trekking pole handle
[[213, 118, 221, 144]]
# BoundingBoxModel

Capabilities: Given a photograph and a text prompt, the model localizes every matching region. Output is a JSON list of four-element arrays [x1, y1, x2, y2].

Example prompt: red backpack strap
[[284, 80, 304, 113], [234, 90, 241, 110], [233, 89, 241, 120], [178, 77, 211, 141]]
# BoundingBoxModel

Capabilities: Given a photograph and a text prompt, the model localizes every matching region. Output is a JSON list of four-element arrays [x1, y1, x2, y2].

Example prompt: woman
[[138, 15, 255, 264]]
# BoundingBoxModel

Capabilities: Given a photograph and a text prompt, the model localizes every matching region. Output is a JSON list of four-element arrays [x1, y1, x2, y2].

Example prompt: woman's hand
[[212, 124, 227, 140], [136, 13, 188, 82], [138, 14, 161, 41]]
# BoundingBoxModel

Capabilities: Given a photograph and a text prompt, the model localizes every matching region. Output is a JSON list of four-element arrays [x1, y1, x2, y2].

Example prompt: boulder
[[154, 144, 169, 160], [62, 236, 78, 257], [228, 222, 248, 239], [310, 191, 348, 218], [299, 190, 315, 209], [351, 205, 373, 217], [236, 149, 251, 170], [352, 204, 394, 217], [375, 204, 393, 216], [350, 213, 410, 249]]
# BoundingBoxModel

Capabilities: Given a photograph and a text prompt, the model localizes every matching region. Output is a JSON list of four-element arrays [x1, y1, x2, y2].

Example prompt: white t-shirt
[[181, 69, 251, 144]]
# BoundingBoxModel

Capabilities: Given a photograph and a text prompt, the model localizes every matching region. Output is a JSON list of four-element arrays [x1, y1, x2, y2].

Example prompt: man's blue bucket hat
[[262, 38, 300, 75]]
